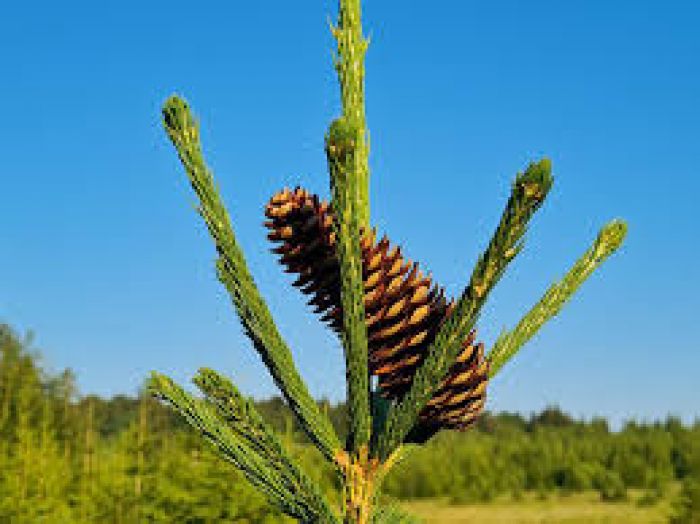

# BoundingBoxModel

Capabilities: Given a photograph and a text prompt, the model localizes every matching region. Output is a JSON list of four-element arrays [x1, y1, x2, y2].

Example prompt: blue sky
[[1, 1, 698, 426]]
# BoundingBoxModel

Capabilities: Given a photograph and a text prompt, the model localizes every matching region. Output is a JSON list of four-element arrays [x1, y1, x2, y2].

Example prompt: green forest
[[1, 323, 698, 523]]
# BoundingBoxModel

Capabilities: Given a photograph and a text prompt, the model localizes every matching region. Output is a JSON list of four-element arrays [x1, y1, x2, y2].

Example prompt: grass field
[[401, 489, 677, 523]]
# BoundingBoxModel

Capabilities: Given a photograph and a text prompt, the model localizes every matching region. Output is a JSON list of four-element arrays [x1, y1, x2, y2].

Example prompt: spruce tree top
[[149, 2, 626, 522]]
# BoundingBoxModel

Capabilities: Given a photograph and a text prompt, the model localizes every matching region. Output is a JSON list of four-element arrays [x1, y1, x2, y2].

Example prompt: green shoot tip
[[594, 220, 627, 260], [162, 95, 197, 141], [146, 372, 172, 395], [514, 158, 554, 206]]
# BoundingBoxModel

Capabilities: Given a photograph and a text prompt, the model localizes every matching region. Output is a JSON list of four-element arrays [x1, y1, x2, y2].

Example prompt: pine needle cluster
[[149, 1, 627, 522]]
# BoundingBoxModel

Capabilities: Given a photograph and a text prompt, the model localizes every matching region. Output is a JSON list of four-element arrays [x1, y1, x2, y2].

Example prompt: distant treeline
[[1, 324, 698, 522]]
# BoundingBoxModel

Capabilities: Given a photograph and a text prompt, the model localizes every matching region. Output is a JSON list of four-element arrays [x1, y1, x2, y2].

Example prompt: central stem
[[333, 0, 370, 230], [330, 0, 372, 457], [332, 2, 381, 521], [338, 448, 377, 524]]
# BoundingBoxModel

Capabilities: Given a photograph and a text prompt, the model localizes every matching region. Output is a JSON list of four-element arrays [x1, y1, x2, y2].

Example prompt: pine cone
[[408, 334, 489, 442], [264, 187, 489, 438]]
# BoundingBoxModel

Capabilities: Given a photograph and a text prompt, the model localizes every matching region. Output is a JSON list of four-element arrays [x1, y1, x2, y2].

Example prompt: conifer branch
[[332, 0, 370, 229], [161, 96, 341, 462], [488, 220, 627, 376], [193, 368, 338, 522], [147, 372, 339, 522], [330, 0, 374, 456], [375, 160, 554, 460], [327, 118, 372, 453]]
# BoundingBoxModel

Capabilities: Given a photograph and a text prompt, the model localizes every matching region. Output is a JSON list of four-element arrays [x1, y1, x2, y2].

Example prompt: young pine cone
[[264, 187, 489, 440]]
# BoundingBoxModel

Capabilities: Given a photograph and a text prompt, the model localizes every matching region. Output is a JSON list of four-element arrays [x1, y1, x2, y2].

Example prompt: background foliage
[[2, 324, 698, 522]]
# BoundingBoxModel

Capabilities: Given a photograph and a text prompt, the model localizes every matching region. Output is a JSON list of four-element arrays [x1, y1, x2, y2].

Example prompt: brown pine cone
[[407, 335, 489, 442], [264, 187, 489, 438]]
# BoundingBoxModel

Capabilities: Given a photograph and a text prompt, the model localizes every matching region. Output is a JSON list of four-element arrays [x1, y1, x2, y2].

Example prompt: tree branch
[[375, 160, 554, 460], [330, 0, 373, 456], [148, 372, 339, 522], [488, 220, 627, 376], [162, 96, 341, 463], [332, 0, 370, 229], [327, 119, 372, 454]]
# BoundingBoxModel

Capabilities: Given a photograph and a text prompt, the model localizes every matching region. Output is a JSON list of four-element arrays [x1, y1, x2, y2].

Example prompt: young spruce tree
[[149, 1, 627, 522]]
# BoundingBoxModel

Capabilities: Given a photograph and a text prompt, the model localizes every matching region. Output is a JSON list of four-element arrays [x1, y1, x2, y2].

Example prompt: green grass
[[401, 488, 678, 523]]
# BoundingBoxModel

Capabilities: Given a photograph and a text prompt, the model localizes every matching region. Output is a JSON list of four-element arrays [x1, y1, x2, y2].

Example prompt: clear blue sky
[[1, 2, 698, 426]]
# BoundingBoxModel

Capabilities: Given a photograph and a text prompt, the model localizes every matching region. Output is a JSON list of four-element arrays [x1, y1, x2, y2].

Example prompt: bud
[[593, 220, 628, 261]]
